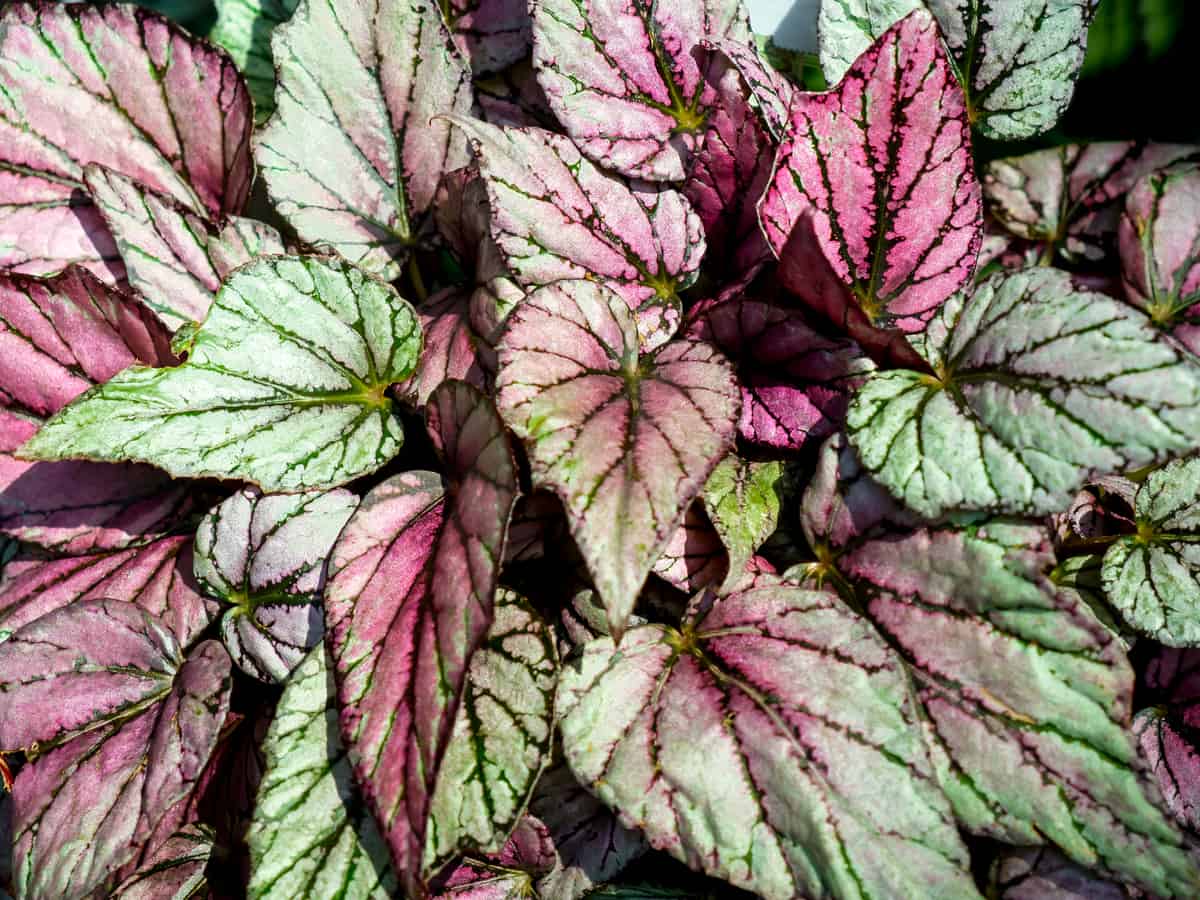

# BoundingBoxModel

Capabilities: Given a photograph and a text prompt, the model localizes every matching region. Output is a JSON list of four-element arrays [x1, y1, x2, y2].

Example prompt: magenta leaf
[[496, 280, 739, 634], [650, 502, 726, 594], [686, 297, 874, 451], [108, 824, 214, 900], [434, 816, 556, 899], [324, 380, 517, 893], [194, 487, 358, 683], [444, 0, 531, 74], [398, 289, 489, 408], [450, 119, 706, 349], [558, 576, 976, 899], [1134, 707, 1200, 836], [989, 846, 1133, 900], [761, 10, 981, 338], [705, 38, 794, 142], [0, 3, 252, 279], [257, 0, 473, 279], [530, 0, 751, 181]]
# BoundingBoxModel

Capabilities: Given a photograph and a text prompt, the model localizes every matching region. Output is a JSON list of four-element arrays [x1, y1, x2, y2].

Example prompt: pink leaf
[[397, 289, 489, 408]]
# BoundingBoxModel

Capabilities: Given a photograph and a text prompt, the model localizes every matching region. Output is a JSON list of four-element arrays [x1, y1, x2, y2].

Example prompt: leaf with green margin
[[257, 0, 473, 279], [847, 268, 1200, 519], [425, 589, 557, 872], [701, 454, 781, 592], [18, 256, 421, 492], [247, 644, 397, 899], [210, 0, 301, 124], [109, 824, 214, 900], [557, 576, 977, 900]]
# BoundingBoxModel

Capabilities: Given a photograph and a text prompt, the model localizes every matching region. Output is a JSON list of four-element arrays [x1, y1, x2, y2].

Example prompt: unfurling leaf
[[19, 256, 422, 492]]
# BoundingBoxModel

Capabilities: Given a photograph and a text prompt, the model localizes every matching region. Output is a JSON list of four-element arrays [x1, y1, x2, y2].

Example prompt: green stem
[[408, 255, 428, 304]]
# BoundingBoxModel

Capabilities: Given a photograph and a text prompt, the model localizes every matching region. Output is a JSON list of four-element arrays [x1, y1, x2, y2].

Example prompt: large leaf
[[761, 10, 981, 339], [558, 577, 976, 900], [0, 3, 252, 278], [194, 487, 358, 682], [847, 268, 1200, 518], [818, 0, 1096, 140], [530, 0, 750, 182], [257, 0, 473, 279], [211, 0, 301, 124], [701, 454, 782, 592], [325, 380, 517, 893], [247, 645, 396, 899], [19, 256, 422, 491], [451, 119, 705, 350], [496, 280, 739, 635], [1101, 456, 1200, 646]]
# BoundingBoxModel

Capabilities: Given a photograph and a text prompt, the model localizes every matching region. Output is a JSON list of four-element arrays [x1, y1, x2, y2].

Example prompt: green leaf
[[18, 256, 421, 492], [701, 455, 782, 591], [210, 0, 301, 124]]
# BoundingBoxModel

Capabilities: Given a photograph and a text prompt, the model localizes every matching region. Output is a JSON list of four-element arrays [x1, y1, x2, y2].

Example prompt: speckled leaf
[[425, 589, 557, 871], [451, 119, 706, 350], [700, 455, 781, 592], [687, 297, 874, 451], [496, 280, 739, 635], [762, 10, 981, 338], [0, 3, 252, 278], [257, 0, 473, 279], [19, 256, 421, 492], [195, 488, 358, 683], [211, 0, 301, 124], [847, 268, 1200, 518], [109, 824, 214, 900], [1101, 456, 1200, 646], [247, 645, 396, 899], [531, 0, 751, 181], [557, 577, 976, 900], [989, 846, 1134, 900], [325, 380, 517, 893], [650, 502, 726, 593], [444, 0, 531, 74], [397, 289, 489, 408], [10, 639, 231, 900]]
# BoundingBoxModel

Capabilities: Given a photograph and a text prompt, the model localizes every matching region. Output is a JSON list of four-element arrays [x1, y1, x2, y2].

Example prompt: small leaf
[[194, 488, 358, 682], [989, 846, 1133, 900], [496, 280, 739, 634], [706, 38, 795, 141], [1134, 707, 1200, 835], [443, 0, 531, 74], [450, 119, 706, 350], [531, 0, 751, 181], [247, 645, 396, 899], [19, 256, 421, 492], [433, 816, 556, 898], [701, 454, 782, 592], [847, 268, 1200, 518], [651, 502, 727, 593], [210, 0, 301, 124], [257, 0, 473, 279], [109, 824, 215, 900], [397, 288, 489, 409]]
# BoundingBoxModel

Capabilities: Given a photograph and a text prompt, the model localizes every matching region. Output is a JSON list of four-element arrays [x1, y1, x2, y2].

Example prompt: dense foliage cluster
[[2, 0, 1200, 897]]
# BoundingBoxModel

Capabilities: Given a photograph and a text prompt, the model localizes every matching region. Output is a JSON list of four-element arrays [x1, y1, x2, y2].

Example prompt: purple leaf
[[530, 0, 751, 181], [324, 380, 517, 893], [650, 502, 726, 593], [194, 487, 358, 683], [450, 119, 706, 350], [1134, 708, 1200, 835], [558, 577, 976, 899], [444, 0, 531, 74], [496, 280, 739, 634], [108, 824, 214, 900], [704, 38, 794, 142], [397, 289, 489, 408], [761, 10, 981, 338], [0, 3, 253, 279], [686, 297, 874, 451], [990, 846, 1134, 900], [434, 816, 556, 899], [257, 0, 473, 279]]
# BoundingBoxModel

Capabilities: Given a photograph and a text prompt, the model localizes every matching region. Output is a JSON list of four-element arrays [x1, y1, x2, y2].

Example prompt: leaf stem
[[408, 255, 428, 304]]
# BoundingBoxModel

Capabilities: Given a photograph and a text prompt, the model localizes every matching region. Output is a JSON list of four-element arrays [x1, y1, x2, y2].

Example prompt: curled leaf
[[397, 288, 489, 408]]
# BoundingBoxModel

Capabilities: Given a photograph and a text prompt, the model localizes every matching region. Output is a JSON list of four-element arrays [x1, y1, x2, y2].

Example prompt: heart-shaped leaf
[[496, 280, 739, 635], [257, 0, 473, 279], [109, 824, 215, 900], [847, 268, 1200, 518], [210, 0, 301, 124], [444, 0, 531, 74], [324, 380, 517, 893], [397, 288, 489, 408], [194, 487, 358, 682], [530, 0, 751, 182], [247, 645, 397, 899], [0, 3, 252, 279], [558, 577, 976, 900], [761, 10, 981, 339], [450, 119, 706, 350], [701, 454, 782, 592], [19, 256, 422, 492]]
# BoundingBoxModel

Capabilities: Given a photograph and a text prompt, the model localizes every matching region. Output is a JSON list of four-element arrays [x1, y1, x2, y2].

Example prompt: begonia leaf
[[210, 0, 301, 124], [496, 280, 739, 635], [443, 0, 531, 74], [257, 0, 473, 279], [474, 60, 559, 131], [398, 288, 489, 408], [433, 816, 556, 898], [247, 645, 397, 899], [109, 824, 214, 900], [19, 256, 422, 492], [558, 577, 977, 900], [700, 454, 782, 592], [1134, 707, 1200, 835], [761, 10, 981, 339], [450, 119, 706, 350], [0, 3, 252, 279], [530, 0, 751, 181], [847, 268, 1200, 518], [650, 502, 726, 594], [989, 846, 1133, 900], [194, 487, 358, 682], [324, 380, 517, 893], [704, 38, 794, 142]]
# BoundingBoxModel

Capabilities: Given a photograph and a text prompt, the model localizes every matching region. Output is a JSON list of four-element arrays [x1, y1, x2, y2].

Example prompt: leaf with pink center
[[761, 10, 981, 338], [194, 487, 358, 683], [324, 380, 517, 893], [108, 824, 214, 900], [557, 576, 976, 900], [530, 0, 751, 182], [496, 280, 739, 635], [650, 502, 726, 594], [444, 0, 531, 74], [257, 0, 473, 279], [0, 3, 252, 279], [450, 119, 706, 350], [398, 289, 489, 408]]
